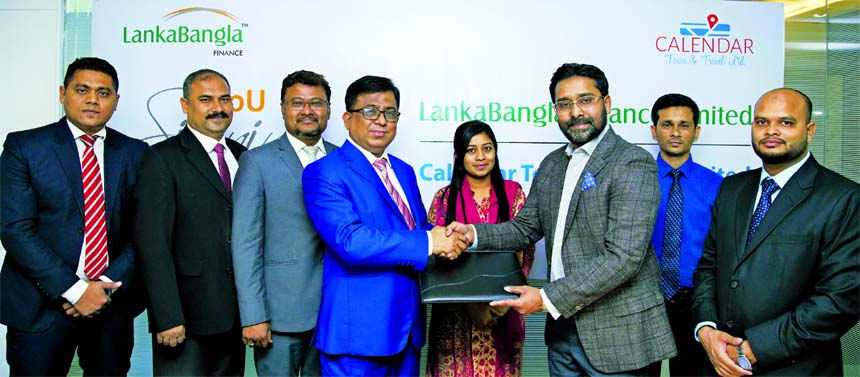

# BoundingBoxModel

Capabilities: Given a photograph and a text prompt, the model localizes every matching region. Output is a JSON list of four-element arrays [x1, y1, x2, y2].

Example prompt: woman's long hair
[[444, 120, 511, 225]]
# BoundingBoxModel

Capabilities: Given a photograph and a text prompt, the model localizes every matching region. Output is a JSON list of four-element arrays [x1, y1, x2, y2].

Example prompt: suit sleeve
[[302, 162, 429, 270], [543, 150, 660, 317], [0, 134, 79, 298], [230, 153, 269, 327], [745, 188, 860, 368], [133, 148, 184, 332]]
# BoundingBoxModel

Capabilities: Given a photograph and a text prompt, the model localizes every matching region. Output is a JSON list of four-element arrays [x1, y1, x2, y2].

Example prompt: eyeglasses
[[554, 95, 604, 111], [347, 107, 401, 122], [284, 98, 328, 111]]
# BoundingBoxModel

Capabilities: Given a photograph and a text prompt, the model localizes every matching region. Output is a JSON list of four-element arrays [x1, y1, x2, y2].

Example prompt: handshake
[[430, 222, 474, 260]]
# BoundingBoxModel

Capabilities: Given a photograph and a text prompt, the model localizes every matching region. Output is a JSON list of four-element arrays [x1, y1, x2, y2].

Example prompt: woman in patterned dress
[[426, 120, 535, 377]]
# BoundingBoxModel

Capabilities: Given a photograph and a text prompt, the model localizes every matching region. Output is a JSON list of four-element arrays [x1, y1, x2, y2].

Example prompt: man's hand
[[489, 285, 543, 315], [446, 221, 474, 245], [243, 322, 273, 348], [431, 226, 466, 260], [698, 326, 752, 376], [73, 280, 120, 317], [156, 325, 186, 347], [62, 302, 80, 318]]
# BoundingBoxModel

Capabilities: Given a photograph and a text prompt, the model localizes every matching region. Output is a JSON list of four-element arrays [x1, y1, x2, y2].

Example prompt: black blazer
[[133, 126, 246, 335], [1, 118, 147, 331], [692, 156, 859, 375]]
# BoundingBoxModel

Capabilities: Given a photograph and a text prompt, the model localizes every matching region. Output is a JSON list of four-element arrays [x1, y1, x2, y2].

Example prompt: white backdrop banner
[[93, 0, 784, 278]]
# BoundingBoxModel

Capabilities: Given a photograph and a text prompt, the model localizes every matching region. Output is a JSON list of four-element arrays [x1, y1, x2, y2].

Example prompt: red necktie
[[80, 134, 108, 280], [372, 158, 416, 230]]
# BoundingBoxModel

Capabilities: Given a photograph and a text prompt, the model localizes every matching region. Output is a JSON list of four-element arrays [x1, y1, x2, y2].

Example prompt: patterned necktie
[[214, 143, 232, 195], [746, 177, 780, 246], [372, 158, 416, 230], [661, 169, 683, 299], [80, 135, 108, 280], [302, 145, 321, 165]]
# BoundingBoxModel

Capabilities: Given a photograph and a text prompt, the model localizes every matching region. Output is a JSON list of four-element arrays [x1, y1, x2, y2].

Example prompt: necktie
[[214, 144, 232, 195], [80, 135, 108, 280], [746, 177, 779, 246], [302, 145, 321, 165], [661, 169, 683, 299], [372, 158, 416, 230]]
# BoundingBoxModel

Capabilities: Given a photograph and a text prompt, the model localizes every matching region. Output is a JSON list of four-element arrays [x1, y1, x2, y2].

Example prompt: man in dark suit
[[692, 88, 859, 376], [1, 57, 147, 375], [302, 75, 466, 376], [450, 63, 676, 375], [134, 69, 247, 375], [231, 70, 336, 376]]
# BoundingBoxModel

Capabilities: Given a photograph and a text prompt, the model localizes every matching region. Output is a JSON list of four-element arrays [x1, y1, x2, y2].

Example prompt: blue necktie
[[746, 177, 780, 246], [661, 169, 683, 299]]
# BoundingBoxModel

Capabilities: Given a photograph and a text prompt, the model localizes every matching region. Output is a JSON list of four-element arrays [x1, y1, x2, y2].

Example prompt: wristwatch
[[737, 344, 752, 370]]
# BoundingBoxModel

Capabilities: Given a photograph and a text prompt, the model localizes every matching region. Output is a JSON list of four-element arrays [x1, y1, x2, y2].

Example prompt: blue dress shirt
[[651, 154, 723, 289]]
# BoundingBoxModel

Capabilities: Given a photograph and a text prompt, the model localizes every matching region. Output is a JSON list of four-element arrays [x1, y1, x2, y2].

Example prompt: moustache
[[298, 115, 319, 123], [206, 112, 229, 119], [564, 117, 594, 128]]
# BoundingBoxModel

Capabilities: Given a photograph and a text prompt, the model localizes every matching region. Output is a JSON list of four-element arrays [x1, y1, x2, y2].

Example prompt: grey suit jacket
[[231, 134, 337, 333], [474, 127, 676, 373]]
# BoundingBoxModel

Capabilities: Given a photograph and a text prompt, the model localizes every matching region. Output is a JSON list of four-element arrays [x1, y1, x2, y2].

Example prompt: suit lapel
[[276, 134, 304, 182], [179, 127, 230, 201], [102, 129, 125, 227], [562, 129, 616, 236], [740, 158, 817, 264], [53, 122, 85, 218], [391, 156, 421, 226], [732, 172, 759, 260], [341, 141, 404, 224]]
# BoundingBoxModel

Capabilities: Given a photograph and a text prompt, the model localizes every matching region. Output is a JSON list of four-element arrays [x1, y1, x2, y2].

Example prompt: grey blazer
[[231, 134, 337, 333], [474, 127, 676, 373]]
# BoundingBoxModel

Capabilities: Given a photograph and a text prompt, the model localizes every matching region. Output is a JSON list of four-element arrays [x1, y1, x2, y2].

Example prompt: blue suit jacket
[[0, 118, 147, 331], [302, 140, 431, 356], [231, 134, 336, 333]]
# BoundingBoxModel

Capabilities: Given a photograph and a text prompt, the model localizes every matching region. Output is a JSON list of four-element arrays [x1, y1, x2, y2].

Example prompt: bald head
[[755, 88, 813, 124]]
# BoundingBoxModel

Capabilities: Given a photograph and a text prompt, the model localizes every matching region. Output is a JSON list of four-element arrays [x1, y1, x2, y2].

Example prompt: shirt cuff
[[61, 279, 89, 305], [539, 288, 561, 319], [467, 224, 478, 250], [694, 321, 717, 342], [427, 231, 433, 256]]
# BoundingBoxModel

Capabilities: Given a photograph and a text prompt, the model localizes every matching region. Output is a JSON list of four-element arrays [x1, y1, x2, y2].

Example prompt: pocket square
[[581, 171, 596, 191]]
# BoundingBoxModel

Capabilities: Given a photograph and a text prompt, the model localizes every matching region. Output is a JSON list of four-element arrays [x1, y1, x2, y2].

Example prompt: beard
[[559, 109, 607, 146], [293, 116, 325, 139], [753, 138, 807, 165]]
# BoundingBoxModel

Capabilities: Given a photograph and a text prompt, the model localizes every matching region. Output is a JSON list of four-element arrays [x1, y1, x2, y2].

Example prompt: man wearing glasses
[[449, 63, 676, 375], [231, 70, 337, 376], [302, 75, 468, 375]]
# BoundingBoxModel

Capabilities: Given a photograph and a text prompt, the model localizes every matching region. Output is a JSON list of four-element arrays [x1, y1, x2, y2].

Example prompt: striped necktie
[[80, 134, 108, 279], [372, 158, 416, 230]]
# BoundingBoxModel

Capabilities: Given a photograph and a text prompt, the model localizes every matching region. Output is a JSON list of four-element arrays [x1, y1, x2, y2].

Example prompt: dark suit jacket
[[692, 155, 859, 375], [231, 134, 337, 333], [474, 128, 676, 373], [1, 118, 147, 331], [133, 126, 246, 335], [303, 140, 432, 356]]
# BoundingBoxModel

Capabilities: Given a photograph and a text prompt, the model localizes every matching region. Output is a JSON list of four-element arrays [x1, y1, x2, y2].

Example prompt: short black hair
[[549, 63, 608, 103], [280, 70, 332, 102], [64, 57, 119, 91], [344, 75, 400, 110], [183, 69, 230, 99], [651, 93, 701, 126]]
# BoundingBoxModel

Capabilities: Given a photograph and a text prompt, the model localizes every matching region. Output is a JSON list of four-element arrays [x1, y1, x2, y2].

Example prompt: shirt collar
[[759, 151, 811, 189], [66, 119, 107, 141], [186, 125, 227, 153], [564, 124, 610, 157], [657, 153, 695, 178], [348, 136, 391, 166], [285, 132, 325, 156]]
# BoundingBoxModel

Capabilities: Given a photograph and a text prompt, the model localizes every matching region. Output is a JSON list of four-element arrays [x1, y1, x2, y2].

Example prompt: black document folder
[[420, 251, 527, 304]]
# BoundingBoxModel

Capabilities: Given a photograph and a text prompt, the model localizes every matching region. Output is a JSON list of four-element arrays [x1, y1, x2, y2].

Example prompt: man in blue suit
[[302, 75, 467, 376], [231, 70, 337, 376], [1, 57, 147, 375]]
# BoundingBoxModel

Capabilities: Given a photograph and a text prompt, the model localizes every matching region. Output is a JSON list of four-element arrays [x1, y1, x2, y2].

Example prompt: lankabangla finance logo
[[655, 14, 754, 66], [122, 7, 248, 57]]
